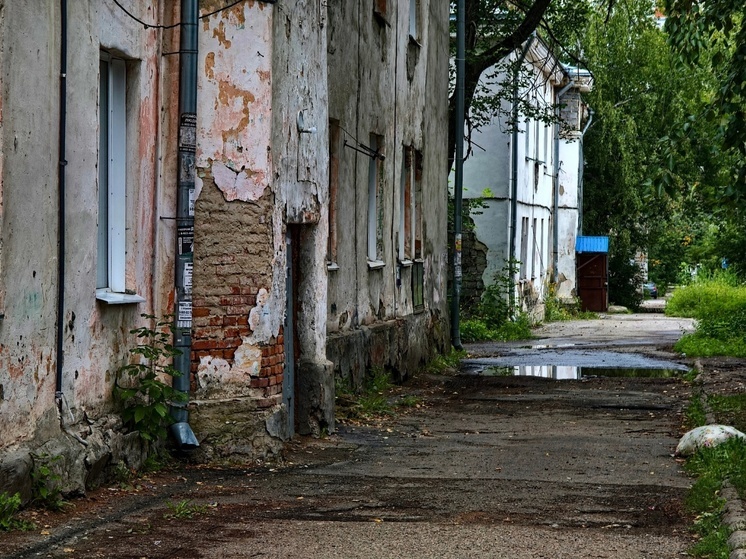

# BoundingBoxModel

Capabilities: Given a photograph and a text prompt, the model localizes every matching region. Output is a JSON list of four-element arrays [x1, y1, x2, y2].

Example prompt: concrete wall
[[555, 137, 581, 300], [326, 0, 450, 387], [0, 0, 171, 498]]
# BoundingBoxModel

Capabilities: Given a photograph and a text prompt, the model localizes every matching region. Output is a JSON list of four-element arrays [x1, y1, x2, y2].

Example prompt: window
[[367, 134, 384, 266], [540, 219, 545, 277], [399, 146, 423, 263], [532, 217, 537, 279], [327, 120, 340, 267], [97, 53, 143, 304], [414, 150, 423, 259], [399, 146, 413, 261], [412, 260, 424, 310], [409, 0, 420, 41], [519, 217, 529, 279]]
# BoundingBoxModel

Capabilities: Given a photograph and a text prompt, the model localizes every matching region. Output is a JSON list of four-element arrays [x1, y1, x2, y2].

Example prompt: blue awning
[[576, 236, 609, 253]]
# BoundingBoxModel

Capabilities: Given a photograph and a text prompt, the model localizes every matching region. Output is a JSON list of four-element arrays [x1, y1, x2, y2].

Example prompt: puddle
[[478, 365, 682, 380]]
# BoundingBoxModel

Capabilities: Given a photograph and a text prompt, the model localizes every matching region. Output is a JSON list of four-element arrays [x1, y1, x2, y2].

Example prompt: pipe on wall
[[508, 35, 536, 307], [551, 79, 574, 284], [450, 0, 465, 350], [170, 0, 199, 450], [55, 0, 68, 403]]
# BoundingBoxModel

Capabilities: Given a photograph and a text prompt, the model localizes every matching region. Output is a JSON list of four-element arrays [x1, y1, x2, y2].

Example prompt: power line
[[111, 0, 276, 31]]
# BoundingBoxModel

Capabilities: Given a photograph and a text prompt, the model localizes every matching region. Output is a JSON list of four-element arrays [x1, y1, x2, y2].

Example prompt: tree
[[665, 0, 746, 189], [581, 0, 727, 305], [447, 0, 591, 173]]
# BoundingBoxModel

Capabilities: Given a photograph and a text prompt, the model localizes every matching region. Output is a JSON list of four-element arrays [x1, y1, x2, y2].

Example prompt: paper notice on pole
[[177, 301, 192, 329]]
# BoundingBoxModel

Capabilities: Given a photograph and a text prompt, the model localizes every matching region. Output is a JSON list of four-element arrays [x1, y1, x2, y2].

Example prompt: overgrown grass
[[544, 290, 599, 322], [336, 367, 395, 420], [666, 271, 746, 357], [460, 314, 533, 343], [684, 439, 746, 557], [425, 349, 465, 373]]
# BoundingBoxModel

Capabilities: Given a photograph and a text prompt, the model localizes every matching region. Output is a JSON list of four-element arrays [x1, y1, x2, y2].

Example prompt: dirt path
[[3, 314, 699, 558]]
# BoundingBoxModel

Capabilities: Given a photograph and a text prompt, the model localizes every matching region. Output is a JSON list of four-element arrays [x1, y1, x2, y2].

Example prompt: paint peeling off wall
[[197, 5, 272, 190], [212, 160, 266, 202]]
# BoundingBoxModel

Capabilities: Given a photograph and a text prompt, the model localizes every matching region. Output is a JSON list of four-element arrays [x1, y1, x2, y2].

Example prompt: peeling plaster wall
[[0, 1, 174, 499], [192, 2, 283, 411], [191, 0, 333, 448], [325, 0, 449, 386], [0, 1, 165, 452]]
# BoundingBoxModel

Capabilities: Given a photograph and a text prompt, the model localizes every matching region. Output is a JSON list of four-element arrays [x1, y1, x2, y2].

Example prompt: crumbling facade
[[325, 0, 450, 389], [0, 0, 449, 499]]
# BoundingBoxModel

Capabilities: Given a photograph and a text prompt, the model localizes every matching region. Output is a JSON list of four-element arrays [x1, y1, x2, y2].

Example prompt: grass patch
[[707, 393, 746, 435], [684, 396, 708, 430], [544, 292, 599, 322], [460, 314, 533, 343], [425, 349, 465, 374], [164, 499, 208, 520], [675, 334, 746, 358], [336, 367, 396, 421], [684, 439, 746, 558], [666, 272, 746, 357]]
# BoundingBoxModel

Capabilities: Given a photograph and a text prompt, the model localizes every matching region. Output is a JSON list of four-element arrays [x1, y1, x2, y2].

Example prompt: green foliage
[[683, 439, 746, 557], [116, 314, 187, 443], [460, 314, 532, 343], [425, 349, 466, 374], [685, 396, 708, 430], [164, 499, 208, 520], [544, 285, 598, 322], [707, 393, 746, 435], [335, 367, 395, 420], [396, 395, 423, 408], [30, 453, 65, 511], [668, 273, 746, 357], [0, 492, 33, 532]]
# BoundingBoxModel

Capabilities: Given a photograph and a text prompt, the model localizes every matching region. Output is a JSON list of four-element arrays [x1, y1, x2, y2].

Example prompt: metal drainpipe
[[551, 79, 574, 284], [508, 35, 536, 308], [55, 0, 68, 404], [170, 0, 199, 450], [451, 0, 465, 350], [577, 109, 594, 236]]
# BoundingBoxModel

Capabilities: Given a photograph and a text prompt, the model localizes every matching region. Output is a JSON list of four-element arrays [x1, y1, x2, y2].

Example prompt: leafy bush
[[667, 272, 746, 357], [0, 492, 33, 531], [116, 315, 187, 442], [30, 453, 65, 511]]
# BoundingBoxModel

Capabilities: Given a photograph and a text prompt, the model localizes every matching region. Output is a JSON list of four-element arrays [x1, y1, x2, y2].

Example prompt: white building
[[460, 38, 592, 320]]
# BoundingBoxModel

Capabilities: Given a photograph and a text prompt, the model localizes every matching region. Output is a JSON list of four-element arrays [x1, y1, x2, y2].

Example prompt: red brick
[[192, 307, 210, 318]]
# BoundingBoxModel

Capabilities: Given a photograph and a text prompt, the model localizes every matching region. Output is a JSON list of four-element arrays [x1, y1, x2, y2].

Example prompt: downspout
[[577, 109, 594, 236], [170, 0, 199, 450], [551, 79, 574, 284], [451, 0, 465, 350], [55, 0, 68, 405], [508, 35, 536, 308]]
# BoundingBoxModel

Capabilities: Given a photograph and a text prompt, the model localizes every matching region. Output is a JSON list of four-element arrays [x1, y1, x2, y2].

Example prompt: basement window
[[96, 52, 144, 305]]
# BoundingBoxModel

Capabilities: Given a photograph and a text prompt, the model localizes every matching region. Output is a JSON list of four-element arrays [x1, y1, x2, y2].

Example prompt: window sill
[[409, 35, 421, 48], [367, 260, 386, 270], [327, 262, 340, 272], [96, 289, 146, 305], [398, 259, 413, 268]]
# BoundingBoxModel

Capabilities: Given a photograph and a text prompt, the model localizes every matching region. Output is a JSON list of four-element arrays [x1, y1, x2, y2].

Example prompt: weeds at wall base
[[0, 492, 34, 532]]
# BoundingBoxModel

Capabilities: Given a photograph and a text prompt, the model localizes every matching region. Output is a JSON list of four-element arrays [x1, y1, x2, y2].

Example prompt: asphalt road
[[4, 313, 698, 559]]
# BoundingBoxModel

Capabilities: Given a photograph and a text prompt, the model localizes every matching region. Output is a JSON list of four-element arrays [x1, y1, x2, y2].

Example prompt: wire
[[111, 0, 277, 30]]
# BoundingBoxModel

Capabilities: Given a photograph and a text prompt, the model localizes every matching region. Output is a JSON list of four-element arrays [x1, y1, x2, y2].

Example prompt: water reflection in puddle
[[478, 365, 681, 379]]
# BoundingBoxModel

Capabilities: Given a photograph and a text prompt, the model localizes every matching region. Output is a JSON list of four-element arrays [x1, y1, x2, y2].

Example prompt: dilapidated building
[[459, 37, 592, 320], [324, 1, 450, 389], [0, 0, 449, 500]]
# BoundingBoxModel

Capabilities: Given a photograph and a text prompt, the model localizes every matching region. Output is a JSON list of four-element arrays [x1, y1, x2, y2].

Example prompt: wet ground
[[2, 313, 704, 558]]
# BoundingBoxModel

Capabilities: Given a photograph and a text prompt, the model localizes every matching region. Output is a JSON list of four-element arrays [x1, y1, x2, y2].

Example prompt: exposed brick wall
[[191, 175, 282, 395]]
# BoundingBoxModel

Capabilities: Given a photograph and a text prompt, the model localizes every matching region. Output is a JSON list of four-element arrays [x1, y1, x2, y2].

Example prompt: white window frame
[[97, 53, 143, 304], [367, 134, 384, 267]]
